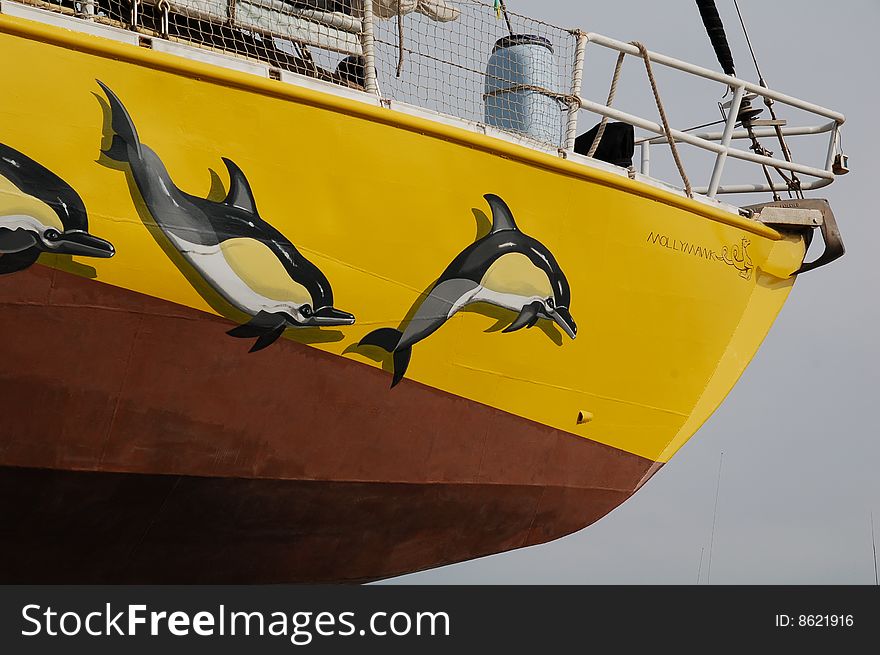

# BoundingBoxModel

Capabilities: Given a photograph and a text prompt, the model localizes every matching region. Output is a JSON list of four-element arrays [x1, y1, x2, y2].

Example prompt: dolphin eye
[[299, 304, 312, 318], [546, 297, 555, 309], [44, 229, 61, 242]]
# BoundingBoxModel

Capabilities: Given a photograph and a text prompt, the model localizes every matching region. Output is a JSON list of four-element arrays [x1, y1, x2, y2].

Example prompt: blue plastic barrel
[[484, 34, 563, 145]]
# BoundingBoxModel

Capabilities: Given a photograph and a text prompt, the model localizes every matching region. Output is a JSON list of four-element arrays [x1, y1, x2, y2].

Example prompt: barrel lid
[[492, 34, 554, 54]]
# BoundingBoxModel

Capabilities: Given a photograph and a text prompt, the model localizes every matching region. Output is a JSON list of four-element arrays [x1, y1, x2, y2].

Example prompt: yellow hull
[[0, 12, 805, 465], [0, 9, 818, 581]]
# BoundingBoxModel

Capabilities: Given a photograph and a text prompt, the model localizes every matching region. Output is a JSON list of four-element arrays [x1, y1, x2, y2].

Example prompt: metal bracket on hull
[[747, 198, 844, 274]]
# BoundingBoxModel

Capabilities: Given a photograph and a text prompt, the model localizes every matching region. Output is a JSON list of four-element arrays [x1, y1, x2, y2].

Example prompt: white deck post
[[707, 85, 745, 198], [563, 31, 587, 151], [361, 0, 379, 95], [640, 141, 650, 176], [824, 122, 840, 171]]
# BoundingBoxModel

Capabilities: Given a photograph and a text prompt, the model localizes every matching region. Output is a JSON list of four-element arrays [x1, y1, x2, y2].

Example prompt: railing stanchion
[[564, 31, 587, 151], [361, 0, 379, 96], [824, 122, 840, 172], [584, 33, 844, 123], [707, 85, 745, 198], [19, 6, 844, 198]]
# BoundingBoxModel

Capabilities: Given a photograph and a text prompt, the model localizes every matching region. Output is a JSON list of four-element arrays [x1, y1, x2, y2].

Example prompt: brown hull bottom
[[0, 265, 659, 582], [0, 466, 639, 583]]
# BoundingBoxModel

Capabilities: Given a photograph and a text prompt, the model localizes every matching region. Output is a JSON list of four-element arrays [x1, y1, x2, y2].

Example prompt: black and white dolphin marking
[[0, 143, 115, 274], [97, 81, 355, 352], [360, 194, 577, 387]]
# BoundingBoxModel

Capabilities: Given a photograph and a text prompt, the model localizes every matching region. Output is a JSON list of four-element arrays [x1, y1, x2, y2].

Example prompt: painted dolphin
[[96, 80, 355, 352], [0, 143, 115, 274], [359, 194, 576, 387]]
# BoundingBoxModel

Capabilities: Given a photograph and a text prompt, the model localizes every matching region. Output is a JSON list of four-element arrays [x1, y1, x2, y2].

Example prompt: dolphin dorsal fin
[[483, 194, 518, 233], [221, 157, 258, 213]]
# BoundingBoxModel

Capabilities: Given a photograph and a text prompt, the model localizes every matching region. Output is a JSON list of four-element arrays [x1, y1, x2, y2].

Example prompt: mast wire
[[872, 513, 878, 586], [733, 0, 764, 84], [498, 0, 514, 36], [707, 451, 724, 584], [733, 0, 802, 198]]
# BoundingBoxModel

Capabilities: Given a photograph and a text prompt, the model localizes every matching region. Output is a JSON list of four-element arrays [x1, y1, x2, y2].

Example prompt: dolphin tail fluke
[[227, 310, 289, 353], [358, 328, 412, 387], [249, 324, 287, 353], [102, 135, 129, 163], [358, 327, 402, 352], [391, 347, 412, 388], [96, 79, 143, 162], [502, 301, 543, 333]]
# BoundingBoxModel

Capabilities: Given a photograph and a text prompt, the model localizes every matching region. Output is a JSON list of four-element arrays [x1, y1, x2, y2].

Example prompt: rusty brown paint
[[0, 265, 659, 582]]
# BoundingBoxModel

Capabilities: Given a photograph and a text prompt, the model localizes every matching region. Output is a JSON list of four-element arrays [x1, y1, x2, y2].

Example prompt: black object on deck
[[574, 122, 635, 169]]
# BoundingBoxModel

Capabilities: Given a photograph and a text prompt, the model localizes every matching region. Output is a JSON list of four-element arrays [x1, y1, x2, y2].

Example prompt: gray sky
[[381, 0, 880, 584]]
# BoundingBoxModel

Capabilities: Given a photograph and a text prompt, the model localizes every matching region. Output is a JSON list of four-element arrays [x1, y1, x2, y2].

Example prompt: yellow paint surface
[[481, 253, 553, 299], [0, 16, 807, 463], [221, 237, 311, 304]]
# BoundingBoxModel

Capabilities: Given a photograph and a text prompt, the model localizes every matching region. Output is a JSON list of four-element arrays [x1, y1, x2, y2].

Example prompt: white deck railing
[[570, 33, 845, 197], [5, 0, 847, 200]]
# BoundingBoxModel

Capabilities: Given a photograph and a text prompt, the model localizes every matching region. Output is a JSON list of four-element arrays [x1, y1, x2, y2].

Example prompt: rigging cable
[[635, 118, 727, 145], [706, 451, 724, 584], [496, 0, 515, 36], [732, 0, 803, 198], [732, 0, 763, 84], [872, 513, 878, 586], [695, 1, 779, 199]]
